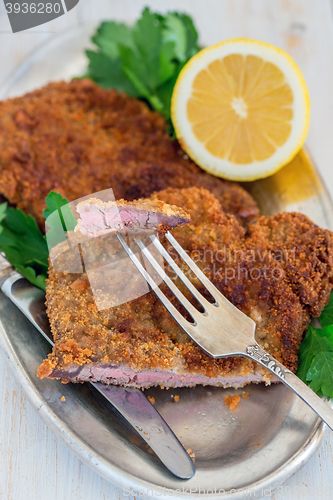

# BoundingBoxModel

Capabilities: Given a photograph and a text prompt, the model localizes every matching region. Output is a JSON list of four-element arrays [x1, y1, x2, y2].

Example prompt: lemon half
[[171, 39, 310, 181]]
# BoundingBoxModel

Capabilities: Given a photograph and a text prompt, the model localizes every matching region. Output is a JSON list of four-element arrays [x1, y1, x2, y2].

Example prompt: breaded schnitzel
[[3, 79, 332, 388], [37, 187, 333, 388], [0, 79, 258, 228], [247, 213, 333, 316]]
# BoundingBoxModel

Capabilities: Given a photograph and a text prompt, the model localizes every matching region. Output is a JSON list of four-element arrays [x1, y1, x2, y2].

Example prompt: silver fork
[[118, 231, 333, 432]]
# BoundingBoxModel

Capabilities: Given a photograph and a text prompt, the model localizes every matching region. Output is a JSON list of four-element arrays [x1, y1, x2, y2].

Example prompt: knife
[[0, 262, 195, 480]]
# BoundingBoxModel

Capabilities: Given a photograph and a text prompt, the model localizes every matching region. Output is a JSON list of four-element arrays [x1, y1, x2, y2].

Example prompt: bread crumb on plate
[[187, 448, 195, 462], [225, 394, 241, 410]]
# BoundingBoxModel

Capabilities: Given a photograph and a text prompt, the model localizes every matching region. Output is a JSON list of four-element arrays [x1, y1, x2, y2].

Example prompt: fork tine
[[133, 237, 205, 320], [165, 232, 228, 305], [118, 234, 255, 359], [117, 235, 198, 331], [148, 234, 211, 309]]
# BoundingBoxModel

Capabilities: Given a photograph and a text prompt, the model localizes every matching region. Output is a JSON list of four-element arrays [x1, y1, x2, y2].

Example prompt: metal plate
[[0, 25, 332, 499]]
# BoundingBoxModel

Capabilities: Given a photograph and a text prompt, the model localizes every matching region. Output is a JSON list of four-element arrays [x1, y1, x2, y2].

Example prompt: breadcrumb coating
[[247, 213, 333, 316], [37, 187, 333, 387], [0, 79, 259, 228]]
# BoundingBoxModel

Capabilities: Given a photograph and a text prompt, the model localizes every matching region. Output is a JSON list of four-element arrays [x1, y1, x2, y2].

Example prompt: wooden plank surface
[[1, 1, 333, 499]]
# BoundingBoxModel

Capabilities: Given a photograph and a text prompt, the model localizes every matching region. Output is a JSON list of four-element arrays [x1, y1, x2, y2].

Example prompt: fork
[[118, 231, 333, 432]]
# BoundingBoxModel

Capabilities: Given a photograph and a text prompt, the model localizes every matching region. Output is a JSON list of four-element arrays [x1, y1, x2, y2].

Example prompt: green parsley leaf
[[44, 191, 70, 219], [92, 21, 134, 59], [120, 62, 164, 112], [0, 205, 49, 290], [297, 324, 320, 382], [155, 62, 185, 122], [44, 191, 76, 250], [0, 191, 74, 291], [320, 293, 333, 327], [163, 12, 199, 62], [0, 202, 7, 226], [128, 8, 176, 90], [297, 324, 333, 382], [85, 50, 139, 96], [1, 208, 49, 265], [163, 13, 187, 62], [307, 351, 333, 398], [16, 265, 48, 291], [119, 9, 176, 113], [83, 8, 200, 123], [44, 191, 77, 231], [178, 13, 200, 59], [297, 293, 333, 399]]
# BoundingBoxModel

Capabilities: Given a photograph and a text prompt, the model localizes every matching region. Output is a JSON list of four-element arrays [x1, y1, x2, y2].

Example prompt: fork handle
[[245, 343, 333, 431]]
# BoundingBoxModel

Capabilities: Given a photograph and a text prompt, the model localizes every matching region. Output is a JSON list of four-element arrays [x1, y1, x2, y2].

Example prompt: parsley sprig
[[84, 7, 200, 122], [297, 298, 333, 398], [0, 192, 71, 291]]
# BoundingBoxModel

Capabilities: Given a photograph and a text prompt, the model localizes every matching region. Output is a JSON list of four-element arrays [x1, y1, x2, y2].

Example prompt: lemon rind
[[171, 38, 310, 182]]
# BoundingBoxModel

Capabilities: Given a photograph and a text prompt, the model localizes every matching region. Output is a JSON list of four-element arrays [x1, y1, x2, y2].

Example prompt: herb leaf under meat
[[44, 191, 76, 232], [0, 191, 72, 291], [44, 191, 72, 220], [84, 7, 200, 122], [0, 203, 49, 290], [44, 191, 77, 250]]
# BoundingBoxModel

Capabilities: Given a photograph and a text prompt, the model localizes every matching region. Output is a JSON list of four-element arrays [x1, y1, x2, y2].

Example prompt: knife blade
[[0, 267, 195, 480]]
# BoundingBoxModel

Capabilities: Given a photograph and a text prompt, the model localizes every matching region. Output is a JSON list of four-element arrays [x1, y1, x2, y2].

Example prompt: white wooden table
[[1, 1, 333, 498]]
